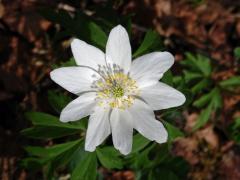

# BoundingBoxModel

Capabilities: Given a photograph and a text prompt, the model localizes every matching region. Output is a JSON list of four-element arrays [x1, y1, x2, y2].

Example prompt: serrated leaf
[[181, 53, 211, 77], [96, 147, 123, 169]]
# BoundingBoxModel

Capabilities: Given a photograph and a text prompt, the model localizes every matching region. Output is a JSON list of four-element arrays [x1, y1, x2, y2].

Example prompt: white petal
[[110, 109, 133, 155], [85, 107, 111, 152], [130, 52, 174, 88], [60, 92, 96, 122], [130, 99, 168, 143], [106, 25, 131, 73], [50, 67, 99, 95], [140, 82, 186, 110], [71, 39, 106, 70]]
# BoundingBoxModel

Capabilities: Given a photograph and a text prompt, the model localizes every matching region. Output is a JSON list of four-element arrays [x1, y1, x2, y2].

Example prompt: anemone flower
[[50, 25, 186, 155]]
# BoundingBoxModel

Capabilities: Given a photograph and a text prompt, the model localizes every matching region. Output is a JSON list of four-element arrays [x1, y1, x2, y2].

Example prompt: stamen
[[94, 65, 139, 110]]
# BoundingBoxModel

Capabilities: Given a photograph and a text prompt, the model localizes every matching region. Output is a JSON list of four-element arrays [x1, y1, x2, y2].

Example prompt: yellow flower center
[[95, 72, 139, 109], [112, 85, 124, 98]]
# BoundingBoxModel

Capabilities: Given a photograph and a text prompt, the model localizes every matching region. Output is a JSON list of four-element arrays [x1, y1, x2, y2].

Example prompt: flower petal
[[106, 25, 131, 73], [60, 92, 96, 122], [130, 52, 174, 88], [110, 109, 133, 155], [71, 39, 106, 70], [50, 67, 99, 95], [140, 82, 186, 110], [85, 107, 111, 152], [130, 99, 168, 143]]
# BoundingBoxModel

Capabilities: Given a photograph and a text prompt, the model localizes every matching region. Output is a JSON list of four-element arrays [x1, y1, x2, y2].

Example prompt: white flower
[[50, 25, 186, 155]]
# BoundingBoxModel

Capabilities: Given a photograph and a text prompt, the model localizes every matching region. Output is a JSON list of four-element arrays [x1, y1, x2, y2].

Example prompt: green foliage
[[21, 112, 87, 139], [48, 90, 72, 113], [21, 8, 192, 179], [219, 76, 240, 89], [133, 30, 164, 58], [71, 151, 97, 180], [234, 47, 240, 59], [181, 53, 225, 130], [39, 8, 107, 50], [96, 147, 123, 169], [163, 121, 184, 142], [18, 3, 240, 179], [228, 117, 240, 144], [131, 133, 151, 153], [22, 139, 83, 177]]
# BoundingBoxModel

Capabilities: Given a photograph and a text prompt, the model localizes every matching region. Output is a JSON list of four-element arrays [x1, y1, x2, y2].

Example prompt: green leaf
[[22, 112, 86, 139], [193, 103, 213, 130], [191, 78, 211, 94], [21, 126, 80, 139], [161, 70, 173, 86], [211, 88, 222, 109], [40, 8, 107, 50], [85, 22, 107, 49], [71, 152, 97, 180], [234, 47, 240, 59], [132, 133, 151, 153], [181, 53, 211, 77], [163, 121, 184, 142], [228, 117, 240, 143], [52, 58, 77, 69], [147, 144, 189, 180], [194, 88, 222, 109], [193, 92, 212, 108], [96, 147, 123, 169], [25, 139, 82, 158], [219, 76, 240, 88], [195, 54, 211, 76], [20, 157, 47, 171], [48, 90, 72, 113], [74, 12, 108, 50], [148, 167, 179, 180], [183, 70, 202, 83], [133, 30, 163, 58], [23, 139, 82, 172], [133, 144, 155, 169], [25, 112, 81, 129], [181, 89, 193, 107]]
